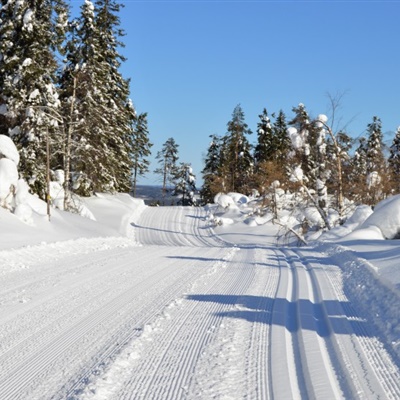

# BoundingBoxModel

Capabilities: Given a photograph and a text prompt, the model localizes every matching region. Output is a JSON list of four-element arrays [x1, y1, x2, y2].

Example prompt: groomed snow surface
[[1, 191, 400, 400]]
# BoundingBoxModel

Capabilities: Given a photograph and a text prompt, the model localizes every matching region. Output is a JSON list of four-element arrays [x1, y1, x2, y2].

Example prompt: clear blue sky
[[73, 0, 400, 185]]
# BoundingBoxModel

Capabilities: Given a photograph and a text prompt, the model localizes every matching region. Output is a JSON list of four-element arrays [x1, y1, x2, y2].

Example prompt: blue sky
[[73, 1, 399, 185]]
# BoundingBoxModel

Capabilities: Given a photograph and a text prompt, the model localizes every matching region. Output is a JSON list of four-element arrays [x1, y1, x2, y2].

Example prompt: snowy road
[[0, 206, 399, 399]]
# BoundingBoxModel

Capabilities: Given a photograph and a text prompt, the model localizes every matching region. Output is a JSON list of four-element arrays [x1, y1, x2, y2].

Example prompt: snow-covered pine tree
[[59, 0, 134, 196], [287, 103, 312, 181], [388, 126, 400, 194], [94, 0, 135, 193], [58, 10, 85, 207], [312, 115, 330, 210], [256, 109, 291, 193], [223, 104, 253, 193], [350, 136, 369, 202], [252, 109, 289, 199], [272, 109, 291, 164], [365, 116, 386, 204], [154, 137, 179, 204], [132, 112, 152, 197], [58, 0, 108, 196], [325, 128, 352, 217], [254, 108, 274, 166], [173, 163, 196, 205], [0, 0, 66, 199], [288, 105, 331, 210], [201, 134, 222, 204], [287, 105, 333, 229]]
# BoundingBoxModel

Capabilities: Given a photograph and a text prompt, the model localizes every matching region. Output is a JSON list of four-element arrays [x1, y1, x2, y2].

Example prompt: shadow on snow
[[186, 294, 372, 338]]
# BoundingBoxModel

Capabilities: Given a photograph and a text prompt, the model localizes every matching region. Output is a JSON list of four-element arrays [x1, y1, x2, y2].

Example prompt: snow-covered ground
[[1, 189, 400, 399]]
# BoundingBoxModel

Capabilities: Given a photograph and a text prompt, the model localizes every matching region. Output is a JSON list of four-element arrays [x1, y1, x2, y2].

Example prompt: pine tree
[[59, 0, 134, 196], [154, 137, 179, 203], [350, 137, 368, 203], [365, 116, 386, 204], [252, 109, 289, 198], [325, 129, 352, 216], [254, 108, 274, 166], [366, 117, 385, 174], [201, 134, 222, 204], [94, 0, 134, 193], [58, 0, 107, 195], [272, 109, 290, 164], [223, 104, 253, 193], [0, 0, 67, 198], [312, 115, 329, 209], [132, 112, 152, 197], [388, 126, 400, 194], [287, 103, 312, 180], [173, 163, 196, 205]]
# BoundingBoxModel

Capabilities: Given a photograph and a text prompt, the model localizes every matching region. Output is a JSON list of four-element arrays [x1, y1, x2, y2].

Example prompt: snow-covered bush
[[214, 193, 236, 209]]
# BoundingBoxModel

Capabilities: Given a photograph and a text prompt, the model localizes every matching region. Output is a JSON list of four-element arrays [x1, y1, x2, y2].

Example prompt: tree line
[[201, 102, 400, 224], [0, 0, 152, 210]]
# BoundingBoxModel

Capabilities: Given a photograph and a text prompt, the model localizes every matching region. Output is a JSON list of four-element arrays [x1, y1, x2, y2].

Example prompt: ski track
[[1, 205, 400, 399]]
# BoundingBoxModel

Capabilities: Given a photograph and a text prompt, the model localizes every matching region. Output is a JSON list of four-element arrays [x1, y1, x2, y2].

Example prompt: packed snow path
[[0, 206, 399, 399]]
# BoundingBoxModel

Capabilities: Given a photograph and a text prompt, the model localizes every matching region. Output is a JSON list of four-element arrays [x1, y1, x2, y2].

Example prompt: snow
[[1, 184, 400, 399], [29, 88, 40, 100], [0, 134, 20, 165], [289, 165, 304, 182], [0, 158, 18, 207], [214, 192, 236, 209], [22, 58, 32, 67], [287, 126, 304, 149], [355, 194, 400, 239], [23, 9, 34, 31], [316, 113, 328, 128], [0, 104, 7, 115], [366, 170, 381, 188]]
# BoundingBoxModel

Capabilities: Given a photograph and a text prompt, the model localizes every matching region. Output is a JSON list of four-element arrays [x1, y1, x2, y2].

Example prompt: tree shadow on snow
[[166, 255, 226, 263], [186, 294, 373, 338], [166, 255, 281, 269]]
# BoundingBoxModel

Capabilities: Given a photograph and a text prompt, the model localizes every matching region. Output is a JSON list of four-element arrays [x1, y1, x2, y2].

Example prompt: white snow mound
[[0, 134, 20, 165], [215, 193, 236, 209], [357, 195, 400, 239], [227, 192, 250, 204]]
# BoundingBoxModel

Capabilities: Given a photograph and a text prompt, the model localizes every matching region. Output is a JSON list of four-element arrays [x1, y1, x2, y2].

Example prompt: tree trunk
[[46, 128, 51, 221], [132, 162, 138, 197], [64, 76, 77, 211]]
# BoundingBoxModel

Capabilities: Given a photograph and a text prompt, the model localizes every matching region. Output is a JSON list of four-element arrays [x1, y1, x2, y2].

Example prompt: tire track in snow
[[268, 250, 303, 400], [134, 206, 224, 248], [319, 260, 400, 399], [243, 248, 280, 400], [186, 247, 279, 400], [276, 249, 345, 400]]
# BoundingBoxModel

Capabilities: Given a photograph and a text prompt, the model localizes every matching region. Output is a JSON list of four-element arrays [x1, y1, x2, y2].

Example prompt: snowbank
[[0, 134, 20, 165], [317, 242, 400, 360], [357, 195, 400, 239], [0, 193, 146, 250], [0, 132, 150, 250]]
